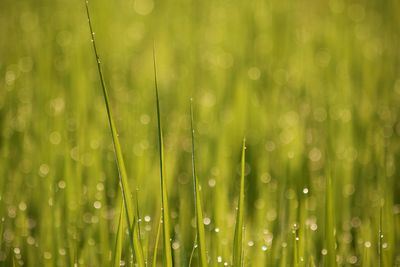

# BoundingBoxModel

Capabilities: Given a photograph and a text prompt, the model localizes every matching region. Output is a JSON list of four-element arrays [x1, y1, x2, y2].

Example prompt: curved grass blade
[[190, 99, 208, 267], [233, 138, 246, 267], [84, 2, 144, 266], [152, 45, 173, 267]]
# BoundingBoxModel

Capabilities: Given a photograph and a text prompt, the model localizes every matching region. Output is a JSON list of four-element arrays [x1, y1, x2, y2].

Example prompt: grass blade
[[113, 200, 125, 267], [309, 256, 316, 267], [325, 169, 336, 267], [293, 224, 299, 267], [233, 138, 246, 267], [152, 215, 162, 267], [0, 217, 4, 244], [152, 45, 173, 267], [378, 203, 383, 267], [84, 2, 144, 266], [13, 255, 18, 267], [190, 99, 208, 267]]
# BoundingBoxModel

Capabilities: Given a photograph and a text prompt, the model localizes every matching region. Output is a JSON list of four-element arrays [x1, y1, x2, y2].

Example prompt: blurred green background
[[0, 0, 399, 266]]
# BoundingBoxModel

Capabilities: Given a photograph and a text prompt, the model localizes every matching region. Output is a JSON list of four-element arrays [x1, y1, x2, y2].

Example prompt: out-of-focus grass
[[0, 0, 400, 266], [233, 139, 246, 267]]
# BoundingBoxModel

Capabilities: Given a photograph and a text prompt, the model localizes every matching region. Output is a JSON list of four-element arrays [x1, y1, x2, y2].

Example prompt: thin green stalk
[[13, 255, 18, 267], [84, 1, 144, 266], [152, 215, 162, 267], [113, 200, 125, 267], [233, 138, 246, 267], [0, 218, 3, 245], [152, 45, 173, 267], [309, 256, 316, 267], [325, 170, 336, 267], [378, 203, 383, 267], [293, 224, 299, 267], [190, 99, 208, 267]]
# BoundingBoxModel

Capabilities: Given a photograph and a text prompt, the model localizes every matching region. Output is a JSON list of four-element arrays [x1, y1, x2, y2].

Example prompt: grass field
[[0, 0, 400, 266]]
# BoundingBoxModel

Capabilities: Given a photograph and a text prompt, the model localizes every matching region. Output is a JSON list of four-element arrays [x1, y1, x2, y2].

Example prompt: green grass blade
[[84, 2, 144, 266], [113, 200, 125, 267], [325, 170, 336, 267], [13, 255, 18, 267], [152, 215, 162, 267], [379, 203, 383, 267], [293, 224, 299, 267], [233, 138, 246, 267], [152, 45, 173, 267], [0, 218, 4, 244], [279, 242, 288, 267], [309, 256, 316, 267], [190, 99, 208, 267]]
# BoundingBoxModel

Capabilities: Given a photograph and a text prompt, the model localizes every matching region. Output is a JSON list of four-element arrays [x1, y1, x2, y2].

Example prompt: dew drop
[[93, 201, 102, 209], [203, 217, 211, 225]]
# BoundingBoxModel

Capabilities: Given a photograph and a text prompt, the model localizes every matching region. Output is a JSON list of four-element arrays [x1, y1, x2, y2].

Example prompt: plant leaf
[[84, 2, 144, 266], [190, 99, 208, 267], [113, 200, 125, 267], [233, 138, 246, 267], [152, 215, 162, 267], [153, 45, 173, 267]]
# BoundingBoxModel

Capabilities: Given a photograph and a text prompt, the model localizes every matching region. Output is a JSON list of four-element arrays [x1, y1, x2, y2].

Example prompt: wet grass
[[85, 1, 144, 265], [0, 0, 399, 266]]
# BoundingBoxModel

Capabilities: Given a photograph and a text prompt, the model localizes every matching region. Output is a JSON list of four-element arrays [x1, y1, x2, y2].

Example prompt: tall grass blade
[[113, 200, 125, 267], [84, 1, 144, 266], [325, 170, 336, 267], [152, 45, 173, 267], [13, 255, 17, 267], [0, 218, 4, 244], [190, 99, 208, 267], [233, 138, 246, 267], [378, 203, 383, 267], [309, 256, 316, 267], [293, 224, 299, 267], [152, 216, 162, 267]]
